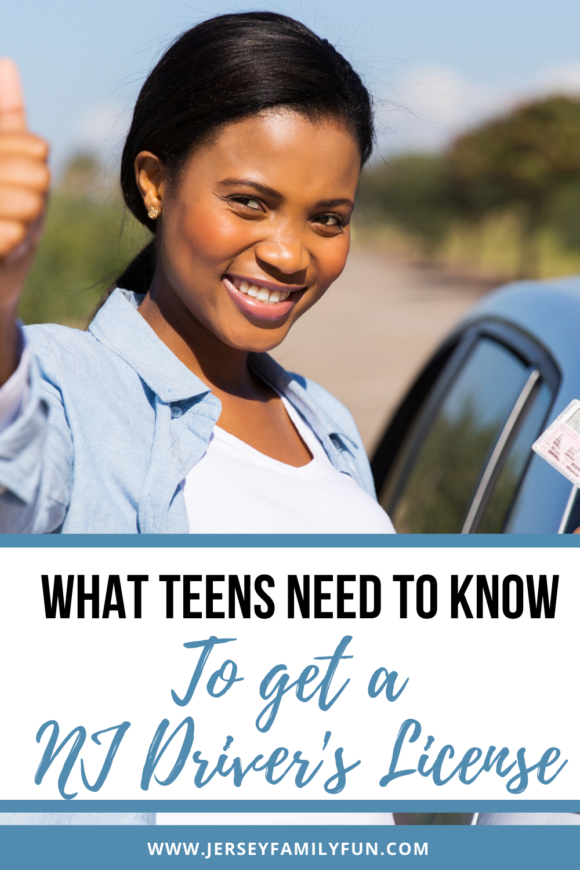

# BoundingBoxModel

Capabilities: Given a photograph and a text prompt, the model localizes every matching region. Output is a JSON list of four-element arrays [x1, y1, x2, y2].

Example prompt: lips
[[223, 275, 305, 321]]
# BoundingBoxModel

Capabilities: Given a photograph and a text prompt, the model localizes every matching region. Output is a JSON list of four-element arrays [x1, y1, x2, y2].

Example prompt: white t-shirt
[[184, 395, 395, 533], [0, 346, 395, 534]]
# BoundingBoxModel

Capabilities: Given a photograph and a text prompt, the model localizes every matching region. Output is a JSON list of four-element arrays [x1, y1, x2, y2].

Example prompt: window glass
[[386, 338, 529, 533], [504, 445, 571, 533], [477, 383, 552, 533]]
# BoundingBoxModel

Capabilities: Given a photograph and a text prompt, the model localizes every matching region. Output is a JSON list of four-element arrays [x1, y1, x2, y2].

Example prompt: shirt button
[[171, 406, 183, 418]]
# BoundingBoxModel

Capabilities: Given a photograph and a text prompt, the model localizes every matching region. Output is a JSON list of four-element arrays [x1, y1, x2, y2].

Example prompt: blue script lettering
[[379, 719, 568, 794], [141, 717, 194, 790], [139, 725, 357, 793], [81, 722, 131, 791], [323, 748, 362, 794], [35, 720, 130, 800], [171, 636, 241, 707], [256, 636, 353, 732], [207, 659, 243, 698], [368, 667, 408, 701]]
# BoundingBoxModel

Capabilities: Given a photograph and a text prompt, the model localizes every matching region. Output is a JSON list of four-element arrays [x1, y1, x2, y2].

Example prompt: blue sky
[[3, 0, 580, 169]]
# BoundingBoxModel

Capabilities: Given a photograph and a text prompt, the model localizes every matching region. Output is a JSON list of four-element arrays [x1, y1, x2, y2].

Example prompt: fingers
[[0, 219, 26, 258], [0, 132, 49, 159], [0, 156, 50, 190], [0, 186, 46, 223], [0, 60, 48, 269], [0, 210, 45, 261], [0, 58, 26, 133], [0, 174, 48, 261]]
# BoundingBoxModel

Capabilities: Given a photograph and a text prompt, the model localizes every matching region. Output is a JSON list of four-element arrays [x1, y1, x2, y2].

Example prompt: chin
[[222, 327, 290, 354]]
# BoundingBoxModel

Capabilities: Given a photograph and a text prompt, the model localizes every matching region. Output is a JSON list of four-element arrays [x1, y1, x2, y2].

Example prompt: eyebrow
[[314, 197, 354, 209], [217, 178, 282, 199], [217, 178, 354, 209]]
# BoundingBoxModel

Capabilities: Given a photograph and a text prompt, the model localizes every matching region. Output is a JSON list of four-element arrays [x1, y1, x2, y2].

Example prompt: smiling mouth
[[228, 275, 303, 304]]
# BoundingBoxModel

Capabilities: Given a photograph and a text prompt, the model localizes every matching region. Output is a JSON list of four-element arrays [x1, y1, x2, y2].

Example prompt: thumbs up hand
[[0, 58, 50, 384], [0, 58, 50, 289]]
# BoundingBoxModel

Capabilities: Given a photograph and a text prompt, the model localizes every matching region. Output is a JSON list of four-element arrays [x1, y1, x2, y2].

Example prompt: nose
[[254, 229, 311, 277]]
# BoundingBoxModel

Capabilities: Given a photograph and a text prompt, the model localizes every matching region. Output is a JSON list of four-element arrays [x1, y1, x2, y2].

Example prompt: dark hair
[[114, 12, 374, 295]]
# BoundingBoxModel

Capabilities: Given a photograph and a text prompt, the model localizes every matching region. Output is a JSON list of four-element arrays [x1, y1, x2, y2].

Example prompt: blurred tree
[[58, 151, 106, 199], [19, 152, 150, 327], [357, 154, 457, 255], [545, 179, 580, 251], [446, 96, 580, 277]]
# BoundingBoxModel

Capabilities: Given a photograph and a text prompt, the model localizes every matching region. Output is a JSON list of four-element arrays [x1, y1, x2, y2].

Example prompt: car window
[[477, 383, 553, 533], [503, 445, 572, 533], [382, 338, 530, 533]]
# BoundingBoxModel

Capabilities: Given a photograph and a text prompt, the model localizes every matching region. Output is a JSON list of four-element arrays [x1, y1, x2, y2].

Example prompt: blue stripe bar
[[1, 533, 580, 547], [1, 801, 578, 812], [0, 825, 578, 869]]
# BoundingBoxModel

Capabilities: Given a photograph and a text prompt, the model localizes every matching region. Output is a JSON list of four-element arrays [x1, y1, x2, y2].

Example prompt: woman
[[0, 11, 394, 827], [0, 12, 394, 537]]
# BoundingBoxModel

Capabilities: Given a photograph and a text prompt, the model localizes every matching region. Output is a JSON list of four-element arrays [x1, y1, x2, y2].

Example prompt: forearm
[[0, 300, 20, 386]]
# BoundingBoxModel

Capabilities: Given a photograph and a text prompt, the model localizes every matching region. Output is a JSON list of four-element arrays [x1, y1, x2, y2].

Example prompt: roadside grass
[[19, 191, 149, 328], [353, 211, 580, 283]]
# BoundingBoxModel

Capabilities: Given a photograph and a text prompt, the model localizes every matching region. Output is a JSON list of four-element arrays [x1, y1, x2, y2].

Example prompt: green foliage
[[19, 155, 150, 327], [447, 96, 580, 219], [545, 179, 580, 251], [357, 95, 580, 278], [357, 154, 455, 253]]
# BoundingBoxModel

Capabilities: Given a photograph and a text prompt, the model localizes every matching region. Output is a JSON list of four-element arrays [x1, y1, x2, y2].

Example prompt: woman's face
[[136, 109, 361, 353]]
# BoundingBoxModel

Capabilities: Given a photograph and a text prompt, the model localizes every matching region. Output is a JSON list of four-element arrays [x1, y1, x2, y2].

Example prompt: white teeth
[[230, 277, 294, 302]]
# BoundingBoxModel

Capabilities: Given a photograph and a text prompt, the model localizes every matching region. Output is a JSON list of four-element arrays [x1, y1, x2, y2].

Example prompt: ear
[[134, 151, 165, 215]]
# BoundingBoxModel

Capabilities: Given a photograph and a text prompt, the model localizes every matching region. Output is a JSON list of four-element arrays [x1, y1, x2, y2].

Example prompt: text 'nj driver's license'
[[533, 399, 580, 485]]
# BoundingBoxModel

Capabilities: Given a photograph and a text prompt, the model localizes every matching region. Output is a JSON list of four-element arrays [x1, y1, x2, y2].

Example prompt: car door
[[371, 321, 560, 533]]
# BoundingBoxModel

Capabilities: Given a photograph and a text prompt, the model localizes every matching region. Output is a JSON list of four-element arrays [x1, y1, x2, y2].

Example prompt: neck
[[137, 270, 259, 398]]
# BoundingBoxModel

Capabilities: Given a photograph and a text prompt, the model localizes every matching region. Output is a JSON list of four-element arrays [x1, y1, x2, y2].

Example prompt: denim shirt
[[0, 289, 377, 533]]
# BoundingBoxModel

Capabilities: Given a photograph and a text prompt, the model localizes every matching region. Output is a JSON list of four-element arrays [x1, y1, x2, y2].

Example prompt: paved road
[[271, 249, 499, 453]]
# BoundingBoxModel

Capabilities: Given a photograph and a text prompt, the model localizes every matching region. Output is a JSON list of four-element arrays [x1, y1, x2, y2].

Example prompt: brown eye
[[315, 213, 344, 228], [231, 196, 262, 210]]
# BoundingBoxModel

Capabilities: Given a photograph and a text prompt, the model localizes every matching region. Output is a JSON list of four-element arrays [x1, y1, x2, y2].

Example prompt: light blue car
[[372, 275, 580, 534]]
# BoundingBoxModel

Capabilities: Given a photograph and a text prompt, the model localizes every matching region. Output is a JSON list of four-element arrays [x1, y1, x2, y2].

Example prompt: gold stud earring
[[148, 206, 160, 219]]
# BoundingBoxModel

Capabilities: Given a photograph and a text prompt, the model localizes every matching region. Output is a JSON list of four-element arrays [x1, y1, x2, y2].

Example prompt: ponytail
[[114, 240, 155, 294], [93, 240, 155, 316]]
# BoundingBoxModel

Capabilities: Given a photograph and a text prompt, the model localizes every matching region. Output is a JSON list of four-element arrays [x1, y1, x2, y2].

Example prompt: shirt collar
[[90, 288, 354, 446], [250, 352, 356, 448], [89, 288, 212, 403]]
